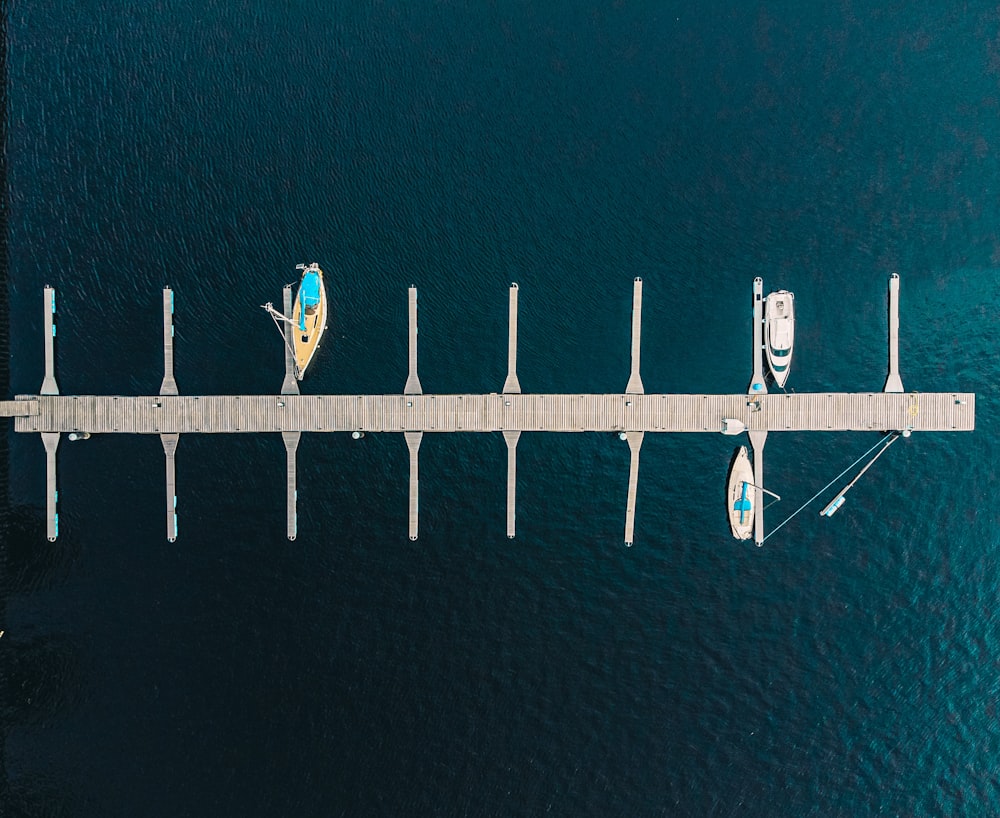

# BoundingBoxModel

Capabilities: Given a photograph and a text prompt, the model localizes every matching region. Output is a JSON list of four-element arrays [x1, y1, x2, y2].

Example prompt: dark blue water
[[4, 2, 1000, 815]]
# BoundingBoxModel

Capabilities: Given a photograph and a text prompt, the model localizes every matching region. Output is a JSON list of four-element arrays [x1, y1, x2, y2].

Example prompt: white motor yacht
[[764, 290, 794, 388]]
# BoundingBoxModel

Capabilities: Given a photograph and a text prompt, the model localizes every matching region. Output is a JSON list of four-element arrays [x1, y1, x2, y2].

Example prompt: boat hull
[[764, 290, 794, 389], [292, 265, 328, 380], [726, 445, 755, 540]]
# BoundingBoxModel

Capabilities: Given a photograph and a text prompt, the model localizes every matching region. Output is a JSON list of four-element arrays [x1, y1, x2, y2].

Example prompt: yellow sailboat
[[262, 263, 328, 380]]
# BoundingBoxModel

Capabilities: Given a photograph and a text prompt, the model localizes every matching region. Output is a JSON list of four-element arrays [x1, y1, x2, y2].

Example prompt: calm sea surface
[[3, 2, 1000, 816]]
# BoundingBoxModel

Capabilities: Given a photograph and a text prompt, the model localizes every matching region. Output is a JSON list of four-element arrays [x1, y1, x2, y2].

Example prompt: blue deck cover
[[734, 483, 751, 523], [298, 271, 321, 331]]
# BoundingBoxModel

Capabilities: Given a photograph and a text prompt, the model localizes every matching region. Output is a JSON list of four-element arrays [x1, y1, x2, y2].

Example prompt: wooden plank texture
[[14, 392, 975, 435], [503, 430, 520, 538], [160, 432, 179, 541], [502, 284, 521, 394], [282, 431, 300, 540], [160, 288, 179, 396], [41, 432, 59, 541], [41, 287, 59, 396], [624, 430, 644, 545], [625, 278, 644, 395], [0, 400, 38, 417]]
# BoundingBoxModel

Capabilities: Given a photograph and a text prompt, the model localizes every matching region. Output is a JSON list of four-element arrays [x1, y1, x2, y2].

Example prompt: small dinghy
[[720, 418, 747, 435]]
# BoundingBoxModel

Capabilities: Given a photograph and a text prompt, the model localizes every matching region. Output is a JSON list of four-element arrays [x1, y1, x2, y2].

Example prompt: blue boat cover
[[734, 483, 751, 523], [298, 271, 321, 332]]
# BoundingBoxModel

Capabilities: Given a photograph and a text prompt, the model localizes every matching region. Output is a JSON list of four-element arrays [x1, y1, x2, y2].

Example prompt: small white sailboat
[[764, 290, 794, 388], [263, 263, 328, 380], [726, 445, 754, 540]]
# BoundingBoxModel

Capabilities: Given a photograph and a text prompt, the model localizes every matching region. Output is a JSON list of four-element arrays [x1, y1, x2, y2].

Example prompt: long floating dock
[[1, 277, 975, 545], [10, 391, 973, 436]]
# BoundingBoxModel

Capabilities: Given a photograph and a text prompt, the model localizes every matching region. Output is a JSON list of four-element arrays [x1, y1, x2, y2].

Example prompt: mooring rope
[[262, 301, 297, 361], [762, 432, 895, 543]]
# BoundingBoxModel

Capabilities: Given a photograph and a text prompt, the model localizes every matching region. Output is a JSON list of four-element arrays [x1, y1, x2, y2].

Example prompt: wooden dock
[[748, 277, 769, 545], [11, 391, 974, 436], [1, 277, 976, 545]]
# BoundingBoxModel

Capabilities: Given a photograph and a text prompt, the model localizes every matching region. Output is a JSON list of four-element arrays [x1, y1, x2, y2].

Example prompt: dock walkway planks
[[12, 391, 976, 435], [0, 399, 38, 417]]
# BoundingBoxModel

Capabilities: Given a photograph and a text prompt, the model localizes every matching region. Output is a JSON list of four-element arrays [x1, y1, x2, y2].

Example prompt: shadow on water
[[1, 3, 13, 812], [3, 507, 81, 594], [0, 12, 80, 815], [2, 632, 82, 728], [0, 520, 85, 815], [0, 495, 86, 815], [4, 782, 86, 818]]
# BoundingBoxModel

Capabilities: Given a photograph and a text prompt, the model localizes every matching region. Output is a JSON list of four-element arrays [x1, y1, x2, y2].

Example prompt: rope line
[[762, 432, 894, 544], [262, 300, 297, 362]]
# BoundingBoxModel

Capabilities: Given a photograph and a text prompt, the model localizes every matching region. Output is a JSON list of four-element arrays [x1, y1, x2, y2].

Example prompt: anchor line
[[832, 434, 900, 499], [762, 432, 895, 543]]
